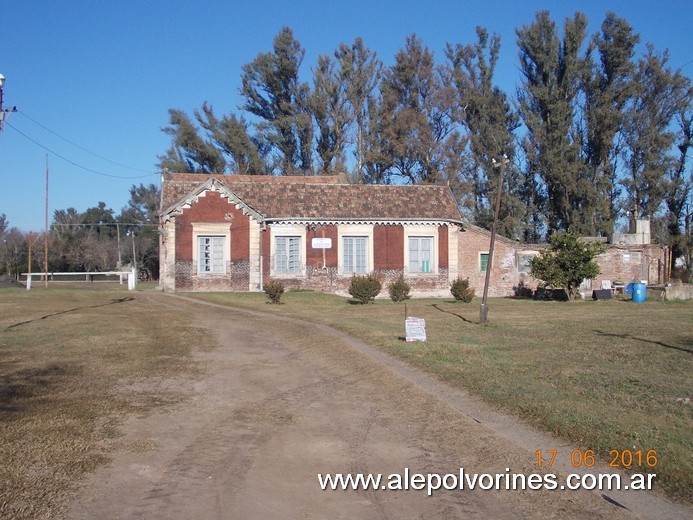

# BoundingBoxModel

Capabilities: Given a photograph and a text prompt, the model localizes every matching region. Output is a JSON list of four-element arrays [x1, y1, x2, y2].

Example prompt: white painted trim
[[269, 224, 306, 277], [403, 224, 438, 275], [337, 223, 374, 275], [192, 223, 231, 275]]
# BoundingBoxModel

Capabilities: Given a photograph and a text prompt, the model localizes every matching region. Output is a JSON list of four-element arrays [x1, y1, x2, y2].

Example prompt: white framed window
[[198, 236, 226, 274], [343, 236, 369, 273], [338, 224, 374, 275], [270, 224, 306, 277], [192, 222, 231, 276], [409, 236, 433, 273], [403, 224, 438, 275], [275, 236, 301, 273]]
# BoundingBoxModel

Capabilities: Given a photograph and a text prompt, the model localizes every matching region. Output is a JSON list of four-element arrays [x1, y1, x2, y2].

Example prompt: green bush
[[451, 277, 475, 303], [388, 273, 411, 302], [263, 279, 285, 304], [348, 273, 382, 304]]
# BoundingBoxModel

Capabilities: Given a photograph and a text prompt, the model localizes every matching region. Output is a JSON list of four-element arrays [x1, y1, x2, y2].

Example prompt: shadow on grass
[[0, 363, 76, 415], [5, 297, 135, 330], [594, 330, 693, 355], [431, 303, 477, 324]]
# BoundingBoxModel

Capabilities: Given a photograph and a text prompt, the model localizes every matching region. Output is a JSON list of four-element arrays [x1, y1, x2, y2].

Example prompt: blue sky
[[1, 0, 691, 231]]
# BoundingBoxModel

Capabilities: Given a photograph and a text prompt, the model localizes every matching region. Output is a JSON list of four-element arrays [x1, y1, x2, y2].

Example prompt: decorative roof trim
[[266, 218, 464, 227], [160, 178, 264, 223]]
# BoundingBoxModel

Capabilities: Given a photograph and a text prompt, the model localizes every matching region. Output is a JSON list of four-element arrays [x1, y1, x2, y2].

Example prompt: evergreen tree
[[665, 96, 692, 275], [516, 11, 587, 236], [621, 46, 686, 219], [335, 38, 382, 182], [380, 34, 457, 184], [579, 13, 639, 236], [447, 27, 522, 238], [311, 54, 351, 174], [240, 27, 313, 174], [158, 109, 226, 173]]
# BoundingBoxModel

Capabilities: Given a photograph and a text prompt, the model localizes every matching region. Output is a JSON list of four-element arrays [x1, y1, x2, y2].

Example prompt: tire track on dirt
[[67, 292, 690, 519]]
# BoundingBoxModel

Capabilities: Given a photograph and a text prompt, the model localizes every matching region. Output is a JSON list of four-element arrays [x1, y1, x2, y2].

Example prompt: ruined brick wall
[[591, 244, 666, 289], [457, 226, 540, 297]]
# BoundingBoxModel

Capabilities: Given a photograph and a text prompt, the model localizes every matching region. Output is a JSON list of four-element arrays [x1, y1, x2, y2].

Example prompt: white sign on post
[[311, 237, 332, 249], [405, 317, 426, 342]]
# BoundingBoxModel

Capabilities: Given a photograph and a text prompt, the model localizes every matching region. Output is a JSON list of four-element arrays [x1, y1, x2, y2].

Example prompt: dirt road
[[67, 293, 689, 519]]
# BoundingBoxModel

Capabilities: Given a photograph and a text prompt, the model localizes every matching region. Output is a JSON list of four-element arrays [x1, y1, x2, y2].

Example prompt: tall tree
[[335, 38, 382, 181], [579, 13, 639, 236], [380, 34, 457, 184], [447, 27, 523, 238], [310, 54, 351, 174], [158, 109, 227, 173], [516, 11, 587, 236], [621, 46, 686, 219], [240, 27, 313, 174], [196, 103, 268, 175]]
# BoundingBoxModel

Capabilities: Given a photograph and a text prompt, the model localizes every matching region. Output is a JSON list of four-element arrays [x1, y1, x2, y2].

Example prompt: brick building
[[159, 173, 464, 295], [160, 173, 667, 298]]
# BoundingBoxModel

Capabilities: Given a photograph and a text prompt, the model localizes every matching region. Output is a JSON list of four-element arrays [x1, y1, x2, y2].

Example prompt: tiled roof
[[161, 173, 339, 209], [161, 173, 463, 223]]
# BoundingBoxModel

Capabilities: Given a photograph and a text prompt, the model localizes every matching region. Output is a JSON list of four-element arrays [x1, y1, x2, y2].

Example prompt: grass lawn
[[0, 286, 210, 520], [191, 290, 693, 503]]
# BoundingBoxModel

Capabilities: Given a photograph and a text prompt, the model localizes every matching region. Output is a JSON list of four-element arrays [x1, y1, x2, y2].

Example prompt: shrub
[[263, 279, 285, 304], [451, 277, 475, 303], [348, 273, 382, 304], [388, 273, 411, 302]]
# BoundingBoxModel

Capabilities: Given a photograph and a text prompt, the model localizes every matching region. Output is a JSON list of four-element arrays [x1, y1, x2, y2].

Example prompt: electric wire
[[4, 121, 159, 180], [16, 110, 155, 174]]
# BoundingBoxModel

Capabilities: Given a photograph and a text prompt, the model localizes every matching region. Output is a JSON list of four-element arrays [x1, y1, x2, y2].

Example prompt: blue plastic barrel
[[625, 283, 633, 296], [632, 282, 647, 303]]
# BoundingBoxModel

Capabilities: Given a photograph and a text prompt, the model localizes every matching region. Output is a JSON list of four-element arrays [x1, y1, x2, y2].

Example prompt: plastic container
[[632, 282, 647, 303]]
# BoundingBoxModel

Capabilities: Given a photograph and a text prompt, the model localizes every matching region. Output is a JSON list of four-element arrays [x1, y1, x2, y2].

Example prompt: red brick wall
[[374, 225, 404, 270], [176, 191, 251, 260], [306, 225, 338, 268], [174, 190, 252, 291]]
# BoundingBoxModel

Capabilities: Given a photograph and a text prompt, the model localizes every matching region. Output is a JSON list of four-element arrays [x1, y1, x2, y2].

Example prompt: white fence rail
[[20, 268, 137, 291]]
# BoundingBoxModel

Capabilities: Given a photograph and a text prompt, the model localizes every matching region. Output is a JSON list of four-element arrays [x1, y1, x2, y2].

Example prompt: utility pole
[[44, 155, 49, 288], [479, 155, 508, 324], [0, 73, 18, 131]]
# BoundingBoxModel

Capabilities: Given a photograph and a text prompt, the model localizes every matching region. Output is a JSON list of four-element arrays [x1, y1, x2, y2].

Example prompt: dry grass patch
[[0, 287, 211, 520], [191, 291, 692, 503]]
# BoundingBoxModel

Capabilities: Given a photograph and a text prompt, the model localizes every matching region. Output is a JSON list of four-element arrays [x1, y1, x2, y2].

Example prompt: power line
[[17, 110, 155, 174], [5, 121, 158, 180]]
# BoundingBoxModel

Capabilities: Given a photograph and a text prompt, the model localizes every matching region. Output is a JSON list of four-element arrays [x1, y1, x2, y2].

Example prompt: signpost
[[311, 237, 332, 249], [405, 317, 427, 342]]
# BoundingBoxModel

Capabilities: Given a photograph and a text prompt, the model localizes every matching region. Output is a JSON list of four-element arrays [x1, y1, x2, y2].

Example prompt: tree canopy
[[158, 14, 693, 276], [530, 230, 607, 300]]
